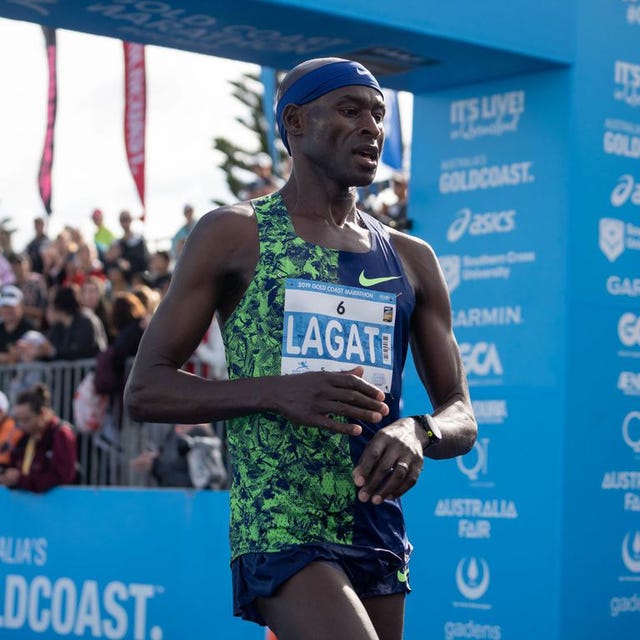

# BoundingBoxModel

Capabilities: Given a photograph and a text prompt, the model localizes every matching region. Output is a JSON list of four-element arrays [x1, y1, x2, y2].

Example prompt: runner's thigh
[[362, 593, 405, 640], [256, 561, 380, 640]]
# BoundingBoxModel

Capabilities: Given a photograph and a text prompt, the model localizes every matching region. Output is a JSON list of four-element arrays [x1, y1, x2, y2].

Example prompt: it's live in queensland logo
[[622, 0, 640, 27], [449, 90, 525, 141], [615, 60, 640, 108]]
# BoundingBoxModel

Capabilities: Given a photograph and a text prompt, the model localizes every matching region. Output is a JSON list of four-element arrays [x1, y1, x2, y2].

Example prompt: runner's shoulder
[[387, 226, 437, 265]]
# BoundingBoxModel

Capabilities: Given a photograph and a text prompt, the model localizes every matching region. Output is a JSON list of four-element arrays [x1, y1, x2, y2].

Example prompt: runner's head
[[276, 58, 383, 155]]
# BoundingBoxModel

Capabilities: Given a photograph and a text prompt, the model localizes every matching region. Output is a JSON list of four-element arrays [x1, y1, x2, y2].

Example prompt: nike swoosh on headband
[[358, 270, 403, 287]]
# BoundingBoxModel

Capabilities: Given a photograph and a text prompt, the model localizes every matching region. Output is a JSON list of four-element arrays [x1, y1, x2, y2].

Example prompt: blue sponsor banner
[[561, 1, 640, 638], [0, 488, 262, 640], [401, 67, 570, 640]]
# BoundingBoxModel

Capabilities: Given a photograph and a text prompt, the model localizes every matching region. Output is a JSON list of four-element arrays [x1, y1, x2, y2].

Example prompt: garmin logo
[[447, 208, 516, 243], [614, 60, 640, 108], [453, 306, 522, 328], [611, 174, 640, 207], [607, 275, 640, 297], [456, 557, 490, 604], [472, 400, 508, 424], [450, 90, 524, 141]]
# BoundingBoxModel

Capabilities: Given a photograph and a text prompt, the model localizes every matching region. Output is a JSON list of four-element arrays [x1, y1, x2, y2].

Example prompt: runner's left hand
[[352, 417, 424, 504]]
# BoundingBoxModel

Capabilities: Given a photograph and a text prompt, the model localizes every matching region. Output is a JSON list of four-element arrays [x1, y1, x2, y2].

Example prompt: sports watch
[[412, 413, 442, 451]]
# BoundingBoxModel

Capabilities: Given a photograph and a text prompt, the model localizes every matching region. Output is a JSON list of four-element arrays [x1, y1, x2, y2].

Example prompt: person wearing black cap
[[126, 57, 476, 639]]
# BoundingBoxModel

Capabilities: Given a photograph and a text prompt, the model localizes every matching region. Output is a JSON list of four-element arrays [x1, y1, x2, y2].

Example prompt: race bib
[[281, 278, 396, 392]]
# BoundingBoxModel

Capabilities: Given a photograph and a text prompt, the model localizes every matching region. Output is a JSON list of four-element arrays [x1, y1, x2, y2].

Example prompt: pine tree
[[212, 71, 283, 206]]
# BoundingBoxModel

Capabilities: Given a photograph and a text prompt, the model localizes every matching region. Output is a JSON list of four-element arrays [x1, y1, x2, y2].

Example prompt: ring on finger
[[395, 461, 410, 472]]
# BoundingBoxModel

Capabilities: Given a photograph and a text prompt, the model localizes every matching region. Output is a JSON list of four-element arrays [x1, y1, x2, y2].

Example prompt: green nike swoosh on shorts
[[358, 269, 403, 287]]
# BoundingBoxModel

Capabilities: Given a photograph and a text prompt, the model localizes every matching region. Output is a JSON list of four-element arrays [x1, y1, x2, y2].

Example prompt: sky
[[0, 16, 412, 254], [0, 17, 258, 252]]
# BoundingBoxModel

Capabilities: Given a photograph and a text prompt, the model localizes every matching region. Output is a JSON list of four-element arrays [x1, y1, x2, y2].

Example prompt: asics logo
[[358, 270, 402, 287]]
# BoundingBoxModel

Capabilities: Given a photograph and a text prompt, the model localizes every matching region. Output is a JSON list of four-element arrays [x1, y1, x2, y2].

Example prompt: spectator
[[24, 216, 48, 274], [129, 423, 226, 489], [0, 383, 77, 493], [93, 291, 146, 439], [239, 152, 284, 200], [0, 391, 21, 471], [94, 291, 146, 397], [131, 284, 161, 327], [376, 171, 412, 231], [37, 285, 107, 361], [106, 291, 146, 373], [0, 250, 15, 288], [79, 276, 113, 342], [170, 204, 197, 260], [91, 208, 116, 263], [148, 250, 172, 293], [41, 242, 67, 289], [73, 242, 106, 284], [7, 253, 48, 330], [7, 330, 48, 404], [0, 285, 35, 364], [104, 258, 131, 299], [66, 225, 85, 248], [0, 220, 16, 257], [117, 210, 149, 279]]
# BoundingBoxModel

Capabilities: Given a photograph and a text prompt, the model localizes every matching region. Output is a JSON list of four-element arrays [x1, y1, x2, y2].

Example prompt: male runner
[[125, 57, 477, 640]]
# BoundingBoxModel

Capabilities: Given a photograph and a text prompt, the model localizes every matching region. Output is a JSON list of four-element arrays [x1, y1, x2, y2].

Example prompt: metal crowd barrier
[[0, 357, 229, 489]]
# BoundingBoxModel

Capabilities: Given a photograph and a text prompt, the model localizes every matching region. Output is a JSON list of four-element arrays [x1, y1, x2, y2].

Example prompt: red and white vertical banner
[[38, 26, 57, 216], [123, 41, 146, 219]]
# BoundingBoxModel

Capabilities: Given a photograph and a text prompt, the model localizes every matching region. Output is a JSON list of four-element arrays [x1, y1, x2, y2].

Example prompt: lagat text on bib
[[281, 278, 396, 392]]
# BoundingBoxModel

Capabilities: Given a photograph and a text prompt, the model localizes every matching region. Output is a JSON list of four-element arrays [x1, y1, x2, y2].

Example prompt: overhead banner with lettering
[[38, 26, 56, 216], [123, 41, 146, 215]]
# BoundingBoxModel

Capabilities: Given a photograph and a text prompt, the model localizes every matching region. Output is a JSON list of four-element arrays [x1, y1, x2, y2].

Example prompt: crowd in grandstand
[[0, 201, 228, 492]]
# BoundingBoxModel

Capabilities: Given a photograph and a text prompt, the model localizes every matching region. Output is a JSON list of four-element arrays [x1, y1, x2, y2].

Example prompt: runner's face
[[300, 86, 385, 187]]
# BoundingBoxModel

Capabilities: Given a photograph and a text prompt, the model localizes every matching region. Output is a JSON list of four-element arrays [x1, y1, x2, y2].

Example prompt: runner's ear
[[282, 104, 304, 144]]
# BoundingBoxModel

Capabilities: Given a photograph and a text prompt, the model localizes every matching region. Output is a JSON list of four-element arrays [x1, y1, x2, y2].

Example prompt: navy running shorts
[[232, 542, 412, 626]]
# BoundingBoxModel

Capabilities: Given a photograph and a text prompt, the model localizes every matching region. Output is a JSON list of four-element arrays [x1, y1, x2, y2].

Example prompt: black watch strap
[[412, 414, 442, 450]]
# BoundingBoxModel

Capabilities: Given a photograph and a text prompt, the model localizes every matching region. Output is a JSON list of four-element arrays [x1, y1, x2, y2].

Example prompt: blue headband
[[276, 60, 382, 154]]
